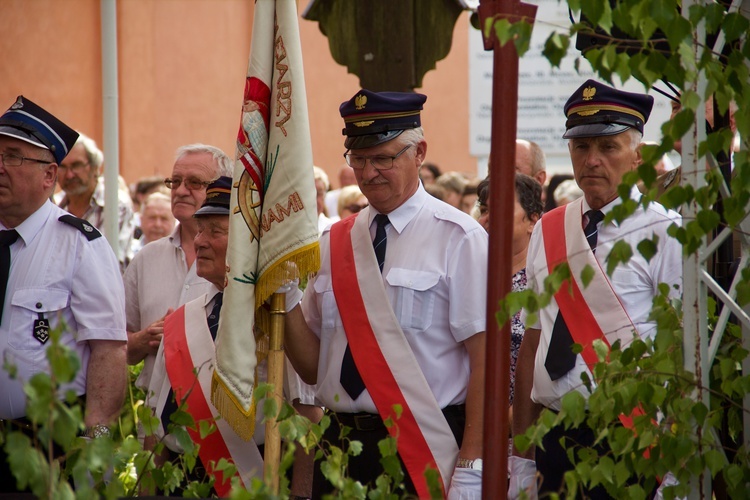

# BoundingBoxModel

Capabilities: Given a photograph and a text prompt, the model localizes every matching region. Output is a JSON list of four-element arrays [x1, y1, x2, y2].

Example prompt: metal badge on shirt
[[33, 313, 50, 344]]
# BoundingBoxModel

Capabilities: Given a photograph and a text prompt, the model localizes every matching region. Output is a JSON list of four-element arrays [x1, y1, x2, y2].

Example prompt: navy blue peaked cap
[[563, 80, 654, 139], [194, 176, 232, 217], [0, 96, 79, 164], [340, 89, 427, 149]]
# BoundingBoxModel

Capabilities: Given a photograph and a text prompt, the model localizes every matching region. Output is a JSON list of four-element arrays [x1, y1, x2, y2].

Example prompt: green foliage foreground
[[490, 0, 750, 497], [1, 324, 441, 499]]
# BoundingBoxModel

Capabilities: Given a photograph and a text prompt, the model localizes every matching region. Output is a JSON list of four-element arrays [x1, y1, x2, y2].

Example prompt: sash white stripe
[[350, 213, 458, 491], [180, 297, 264, 486], [564, 199, 638, 346]]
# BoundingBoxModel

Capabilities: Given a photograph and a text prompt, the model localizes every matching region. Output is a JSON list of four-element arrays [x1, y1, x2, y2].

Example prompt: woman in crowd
[[477, 173, 543, 406], [337, 184, 368, 219]]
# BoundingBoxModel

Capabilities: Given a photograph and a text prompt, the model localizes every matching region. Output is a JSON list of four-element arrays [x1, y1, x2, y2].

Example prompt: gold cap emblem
[[355, 94, 367, 110], [582, 86, 596, 101]]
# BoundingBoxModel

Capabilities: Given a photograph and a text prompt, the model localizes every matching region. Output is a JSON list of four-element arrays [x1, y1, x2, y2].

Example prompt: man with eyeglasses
[[0, 96, 127, 492], [55, 132, 134, 268], [282, 90, 488, 498], [124, 144, 232, 403]]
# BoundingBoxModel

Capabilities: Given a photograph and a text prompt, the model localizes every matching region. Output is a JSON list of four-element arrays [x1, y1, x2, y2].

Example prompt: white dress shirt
[[526, 187, 682, 410], [302, 184, 488, 412], [0, 200, 126, 418]]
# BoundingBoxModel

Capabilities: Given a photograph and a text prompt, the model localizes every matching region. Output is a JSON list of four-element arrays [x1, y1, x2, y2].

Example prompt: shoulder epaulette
[[58, 215, 102, 241]]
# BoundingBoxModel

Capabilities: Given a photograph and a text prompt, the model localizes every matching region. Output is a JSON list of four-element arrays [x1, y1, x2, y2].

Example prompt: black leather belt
[[334, 404, 466, 433]]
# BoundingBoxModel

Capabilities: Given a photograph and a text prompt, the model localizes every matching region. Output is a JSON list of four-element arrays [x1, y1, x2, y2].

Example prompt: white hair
[[313, 165, 330, 191], [75, 131, 104, 170], [174, 143, 233, 177]]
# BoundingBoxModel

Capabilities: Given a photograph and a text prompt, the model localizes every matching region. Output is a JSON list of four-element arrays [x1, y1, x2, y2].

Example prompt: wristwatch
[[86, 424, 112, 439], [456, 457, 483, 471]]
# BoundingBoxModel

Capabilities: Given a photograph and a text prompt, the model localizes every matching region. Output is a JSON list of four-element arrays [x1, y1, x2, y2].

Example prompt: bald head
[[516, 139, 547, 186]]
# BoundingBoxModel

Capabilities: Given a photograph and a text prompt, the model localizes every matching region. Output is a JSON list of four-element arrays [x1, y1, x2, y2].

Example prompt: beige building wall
[[0, 0, 475, 190]]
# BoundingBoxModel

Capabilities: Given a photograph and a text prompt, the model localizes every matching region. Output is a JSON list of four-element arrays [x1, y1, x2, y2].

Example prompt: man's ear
[[44, 163, 58, 187], [415, 139, 427, 167], [634, 142, 643, 168]]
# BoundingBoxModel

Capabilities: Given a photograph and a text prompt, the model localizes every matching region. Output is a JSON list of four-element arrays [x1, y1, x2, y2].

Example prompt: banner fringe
[[211, 371, 257, 442], [254, 242, 320, 309]]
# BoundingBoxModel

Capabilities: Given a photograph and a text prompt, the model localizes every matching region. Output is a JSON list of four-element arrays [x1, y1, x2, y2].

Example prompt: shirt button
[[36, 302, 43, 309]]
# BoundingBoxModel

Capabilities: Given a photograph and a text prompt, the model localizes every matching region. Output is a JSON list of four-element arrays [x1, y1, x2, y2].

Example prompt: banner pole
[[264, 291, 286, 492]]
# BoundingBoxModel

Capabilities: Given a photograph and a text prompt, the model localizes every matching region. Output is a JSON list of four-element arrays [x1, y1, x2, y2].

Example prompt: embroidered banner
[[212, 0, 320, 440]]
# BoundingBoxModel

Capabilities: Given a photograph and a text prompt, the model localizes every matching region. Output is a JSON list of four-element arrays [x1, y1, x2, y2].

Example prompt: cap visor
[[345, 129, 404, 149], [193, 206, 230, 217], [562, 123, 630, 139], [0, 127, 48, 150]]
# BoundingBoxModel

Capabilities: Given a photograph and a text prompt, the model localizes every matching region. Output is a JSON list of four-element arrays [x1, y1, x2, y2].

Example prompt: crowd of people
[[0, 79, 686, 498]]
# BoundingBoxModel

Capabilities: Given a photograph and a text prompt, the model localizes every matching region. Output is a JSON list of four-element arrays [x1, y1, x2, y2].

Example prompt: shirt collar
[[581, 186, 641, 227], [168, 223, 182, 249], [2, 200, 54, 247], [366, 183, 426, 235]]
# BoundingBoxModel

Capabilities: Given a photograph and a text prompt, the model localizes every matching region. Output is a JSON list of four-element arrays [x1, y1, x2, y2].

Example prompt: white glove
[[275, 278, 302, 311], [447, 466, 482, 500], [654, 472, 685, 500], [508, 456, 538, 500]]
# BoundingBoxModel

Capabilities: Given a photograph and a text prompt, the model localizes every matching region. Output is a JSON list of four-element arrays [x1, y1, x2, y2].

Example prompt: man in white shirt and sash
[[144, 177, 262, 496], [283, 90, 488, 498], [509, 80, 682, 498]]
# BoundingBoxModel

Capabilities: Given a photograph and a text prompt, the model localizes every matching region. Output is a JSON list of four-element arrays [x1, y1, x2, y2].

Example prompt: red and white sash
[[329, 214, 458, 498], [164, 296, 263, 496], [541, 198, 638, 372]]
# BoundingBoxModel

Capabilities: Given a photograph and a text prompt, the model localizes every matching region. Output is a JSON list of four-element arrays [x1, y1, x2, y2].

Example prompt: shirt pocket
[[9, 288, 70, 350], [385, 268, 440, 333], [312, 275, 342, 331]]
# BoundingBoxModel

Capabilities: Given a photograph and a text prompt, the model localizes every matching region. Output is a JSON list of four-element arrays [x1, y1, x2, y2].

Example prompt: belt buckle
[[353, 414, 378, 431]]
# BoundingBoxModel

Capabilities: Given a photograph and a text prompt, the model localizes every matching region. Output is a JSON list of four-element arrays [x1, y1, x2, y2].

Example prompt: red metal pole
[[477, 1, 536, 498]]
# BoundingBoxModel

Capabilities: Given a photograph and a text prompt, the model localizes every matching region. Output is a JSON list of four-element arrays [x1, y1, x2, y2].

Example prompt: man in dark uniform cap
[[509, 80, 683, 498], [283, 89, 488, 498], [0, 96, 127, 492]]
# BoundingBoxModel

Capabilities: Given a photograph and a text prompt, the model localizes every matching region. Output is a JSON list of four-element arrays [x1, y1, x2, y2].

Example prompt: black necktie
[[0, 229, 19, 325], [545, 210, 604, 380], [162, 292, 223, 432], [340, 214, 390, 400], [208, 292, 223, 340]]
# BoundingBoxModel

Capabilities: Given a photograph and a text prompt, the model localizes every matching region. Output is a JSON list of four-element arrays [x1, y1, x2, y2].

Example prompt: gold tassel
[[211, 371, 257, 441], [254, 243, 320, 309]]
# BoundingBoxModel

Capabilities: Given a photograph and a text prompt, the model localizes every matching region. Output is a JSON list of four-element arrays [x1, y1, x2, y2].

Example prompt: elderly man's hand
[[508, 456, 538, 500], [447, 465, 482, 499], [126, 310, 173, 365], [274, 277, 303, 312]]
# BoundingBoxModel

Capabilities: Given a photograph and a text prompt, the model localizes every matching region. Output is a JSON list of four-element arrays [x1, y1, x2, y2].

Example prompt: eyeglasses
[[0, 152, 53, 167], [57, 161, 90, 174], [164, 177, 212, 191], [343, 144, 412, 171], [344, 203, 368, 214]]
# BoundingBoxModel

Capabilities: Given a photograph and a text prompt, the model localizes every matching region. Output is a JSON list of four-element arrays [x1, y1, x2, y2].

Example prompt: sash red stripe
[[330, 216, 442, 499], [541, 206, 611, 372], [542, 206, 651, 445], [164, 306, 238, 497]]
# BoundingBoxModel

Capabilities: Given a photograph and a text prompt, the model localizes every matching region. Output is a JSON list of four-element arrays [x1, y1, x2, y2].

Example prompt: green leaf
[[581, 264, 595, 288], [543, 32, 570, 68], [492, 18, 513, 46], [723, 13, 750, 43], [606, 240, 634, 276], [198, 420, 215, 439], [560, 391, 587, 426], [511, 21, 534, 56], [348, 439, 363, 456], [636, 237, 658, 263], [696, 209, 720, 233]]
